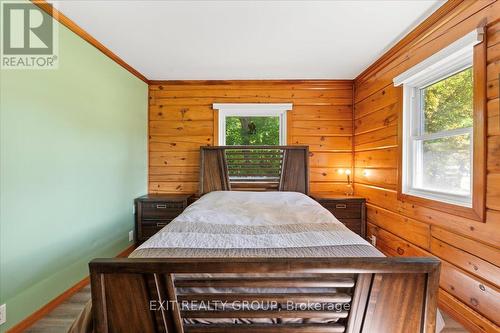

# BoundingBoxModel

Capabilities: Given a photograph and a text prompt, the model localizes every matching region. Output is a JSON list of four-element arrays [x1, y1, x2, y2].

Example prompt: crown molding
[[355, 0, 466, 83], [148, 79, 354, 86], [31, 0, 149, 84]]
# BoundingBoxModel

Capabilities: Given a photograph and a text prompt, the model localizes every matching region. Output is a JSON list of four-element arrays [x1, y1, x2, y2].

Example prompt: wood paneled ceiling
[[49, 0, 443, 80]]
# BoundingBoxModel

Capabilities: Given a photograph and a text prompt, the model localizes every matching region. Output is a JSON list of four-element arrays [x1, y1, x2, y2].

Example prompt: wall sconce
[[345, 169, 352, 182], [338, 169, 354, 196]]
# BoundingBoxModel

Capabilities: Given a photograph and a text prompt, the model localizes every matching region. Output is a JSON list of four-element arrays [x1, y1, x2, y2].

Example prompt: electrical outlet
[[129, 230, 134, 242], [371, 235, 377, 246], [0, 303, 6, 325]]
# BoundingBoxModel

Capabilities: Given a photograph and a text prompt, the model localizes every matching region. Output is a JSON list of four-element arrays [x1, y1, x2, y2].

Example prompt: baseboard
[[6, 244, 136, 333], [116, 243, 136, 258]]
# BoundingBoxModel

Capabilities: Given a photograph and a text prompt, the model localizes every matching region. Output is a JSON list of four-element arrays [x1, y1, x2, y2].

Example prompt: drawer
[[322, 202, 361, 219], [139, 220, 171, 240], [141, 203, 184, 219], [141, 201, 185, 209], [338, 218, 362, 236], [142, 219, 173, 227]]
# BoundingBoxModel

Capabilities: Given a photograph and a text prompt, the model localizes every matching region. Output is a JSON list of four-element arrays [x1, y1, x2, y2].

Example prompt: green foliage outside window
[[419, 67, 473, 194], [225, 116, 281, 179], [422, 67, 473, 133], [226, 116, 280, 146]]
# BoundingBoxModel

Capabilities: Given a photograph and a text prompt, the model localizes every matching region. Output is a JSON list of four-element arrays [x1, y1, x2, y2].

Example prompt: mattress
[[132, 191, 382, 258]]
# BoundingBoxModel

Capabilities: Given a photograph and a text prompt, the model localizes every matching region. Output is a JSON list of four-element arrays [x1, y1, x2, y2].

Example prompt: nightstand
[[134, 194, 191, 244], [313, 196, 366, 237]]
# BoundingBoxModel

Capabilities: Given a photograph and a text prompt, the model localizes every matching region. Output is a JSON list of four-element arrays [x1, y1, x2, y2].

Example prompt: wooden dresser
[[134, 194, 191, 244], [313, 196, 366, 237]]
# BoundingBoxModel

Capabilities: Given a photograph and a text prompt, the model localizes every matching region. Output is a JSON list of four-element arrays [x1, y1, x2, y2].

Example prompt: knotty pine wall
[[148, 80, 354, 196], [353, 1, 499, 332]]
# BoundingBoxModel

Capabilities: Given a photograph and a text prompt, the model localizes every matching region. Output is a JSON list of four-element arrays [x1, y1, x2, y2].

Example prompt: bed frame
[[199, 146, 309, 195], [89, 145, 441, 333], [90, 257, 440, 333]]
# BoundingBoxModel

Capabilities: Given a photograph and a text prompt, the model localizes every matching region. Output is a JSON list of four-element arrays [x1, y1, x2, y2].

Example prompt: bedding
[[69, 191, 444, 332], [132, 191, 382, 258]]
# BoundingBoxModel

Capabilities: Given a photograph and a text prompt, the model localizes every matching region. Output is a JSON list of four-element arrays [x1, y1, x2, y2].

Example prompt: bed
[[77, 146, 441, 333]]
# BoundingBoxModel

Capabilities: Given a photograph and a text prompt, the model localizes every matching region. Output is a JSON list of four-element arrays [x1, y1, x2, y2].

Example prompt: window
[[213, 103, 292, 146], [408, 68, 473, 206], [394, 29, 483, 209], [226, 116, 280, 145]]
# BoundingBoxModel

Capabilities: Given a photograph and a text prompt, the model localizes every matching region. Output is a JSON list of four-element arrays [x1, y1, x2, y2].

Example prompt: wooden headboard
[[199, 146, 309, 195]]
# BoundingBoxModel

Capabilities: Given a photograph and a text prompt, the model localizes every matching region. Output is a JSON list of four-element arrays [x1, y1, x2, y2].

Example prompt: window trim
[[394, 28, 486, 222], [213, 103, 292, 146], [405, 66, 474, 208]]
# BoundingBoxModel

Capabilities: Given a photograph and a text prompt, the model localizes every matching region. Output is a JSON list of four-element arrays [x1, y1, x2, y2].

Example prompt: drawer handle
[[335, 204, 347, 209], [156, 222, 168, 228], [156, 204, 167, 209]]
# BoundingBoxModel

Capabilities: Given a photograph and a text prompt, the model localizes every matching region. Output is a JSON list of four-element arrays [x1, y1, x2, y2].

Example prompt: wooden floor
[[23, 284, 470, 333], [24, 285, 91, 333]]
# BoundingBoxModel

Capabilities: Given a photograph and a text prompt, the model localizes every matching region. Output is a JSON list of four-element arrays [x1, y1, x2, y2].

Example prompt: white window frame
[[213, 103, 292, 146], [393, 29, 483, 208]]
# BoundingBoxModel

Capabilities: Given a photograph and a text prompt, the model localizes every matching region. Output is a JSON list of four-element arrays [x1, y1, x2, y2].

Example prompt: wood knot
[[396, 247, 404, 255], [470, 298, 479, 306]]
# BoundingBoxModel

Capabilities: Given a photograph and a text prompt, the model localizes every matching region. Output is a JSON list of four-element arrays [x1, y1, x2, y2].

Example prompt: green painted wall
[[0, 6, 148, 330]]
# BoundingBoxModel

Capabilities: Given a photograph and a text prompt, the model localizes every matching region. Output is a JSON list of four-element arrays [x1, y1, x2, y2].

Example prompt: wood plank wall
[[148, 80, 354, 196], [353, 1, 500, 332]]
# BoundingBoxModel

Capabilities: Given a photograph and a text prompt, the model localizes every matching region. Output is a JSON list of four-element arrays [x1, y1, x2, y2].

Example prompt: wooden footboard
[[89, 257, 440, 333]]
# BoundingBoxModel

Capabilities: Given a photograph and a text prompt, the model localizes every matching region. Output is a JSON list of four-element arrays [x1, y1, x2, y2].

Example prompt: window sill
[[397, 191, 485, 222]]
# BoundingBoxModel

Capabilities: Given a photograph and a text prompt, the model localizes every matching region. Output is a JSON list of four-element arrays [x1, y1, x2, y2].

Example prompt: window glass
[[421, 67, 473, 134], [396, 32, 480, 208], [225, 116, 280, 145], [414, 133, 471, 196]]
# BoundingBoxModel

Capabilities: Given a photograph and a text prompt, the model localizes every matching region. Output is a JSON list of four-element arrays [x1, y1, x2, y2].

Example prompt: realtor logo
[[1, 1, 58, 69]]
